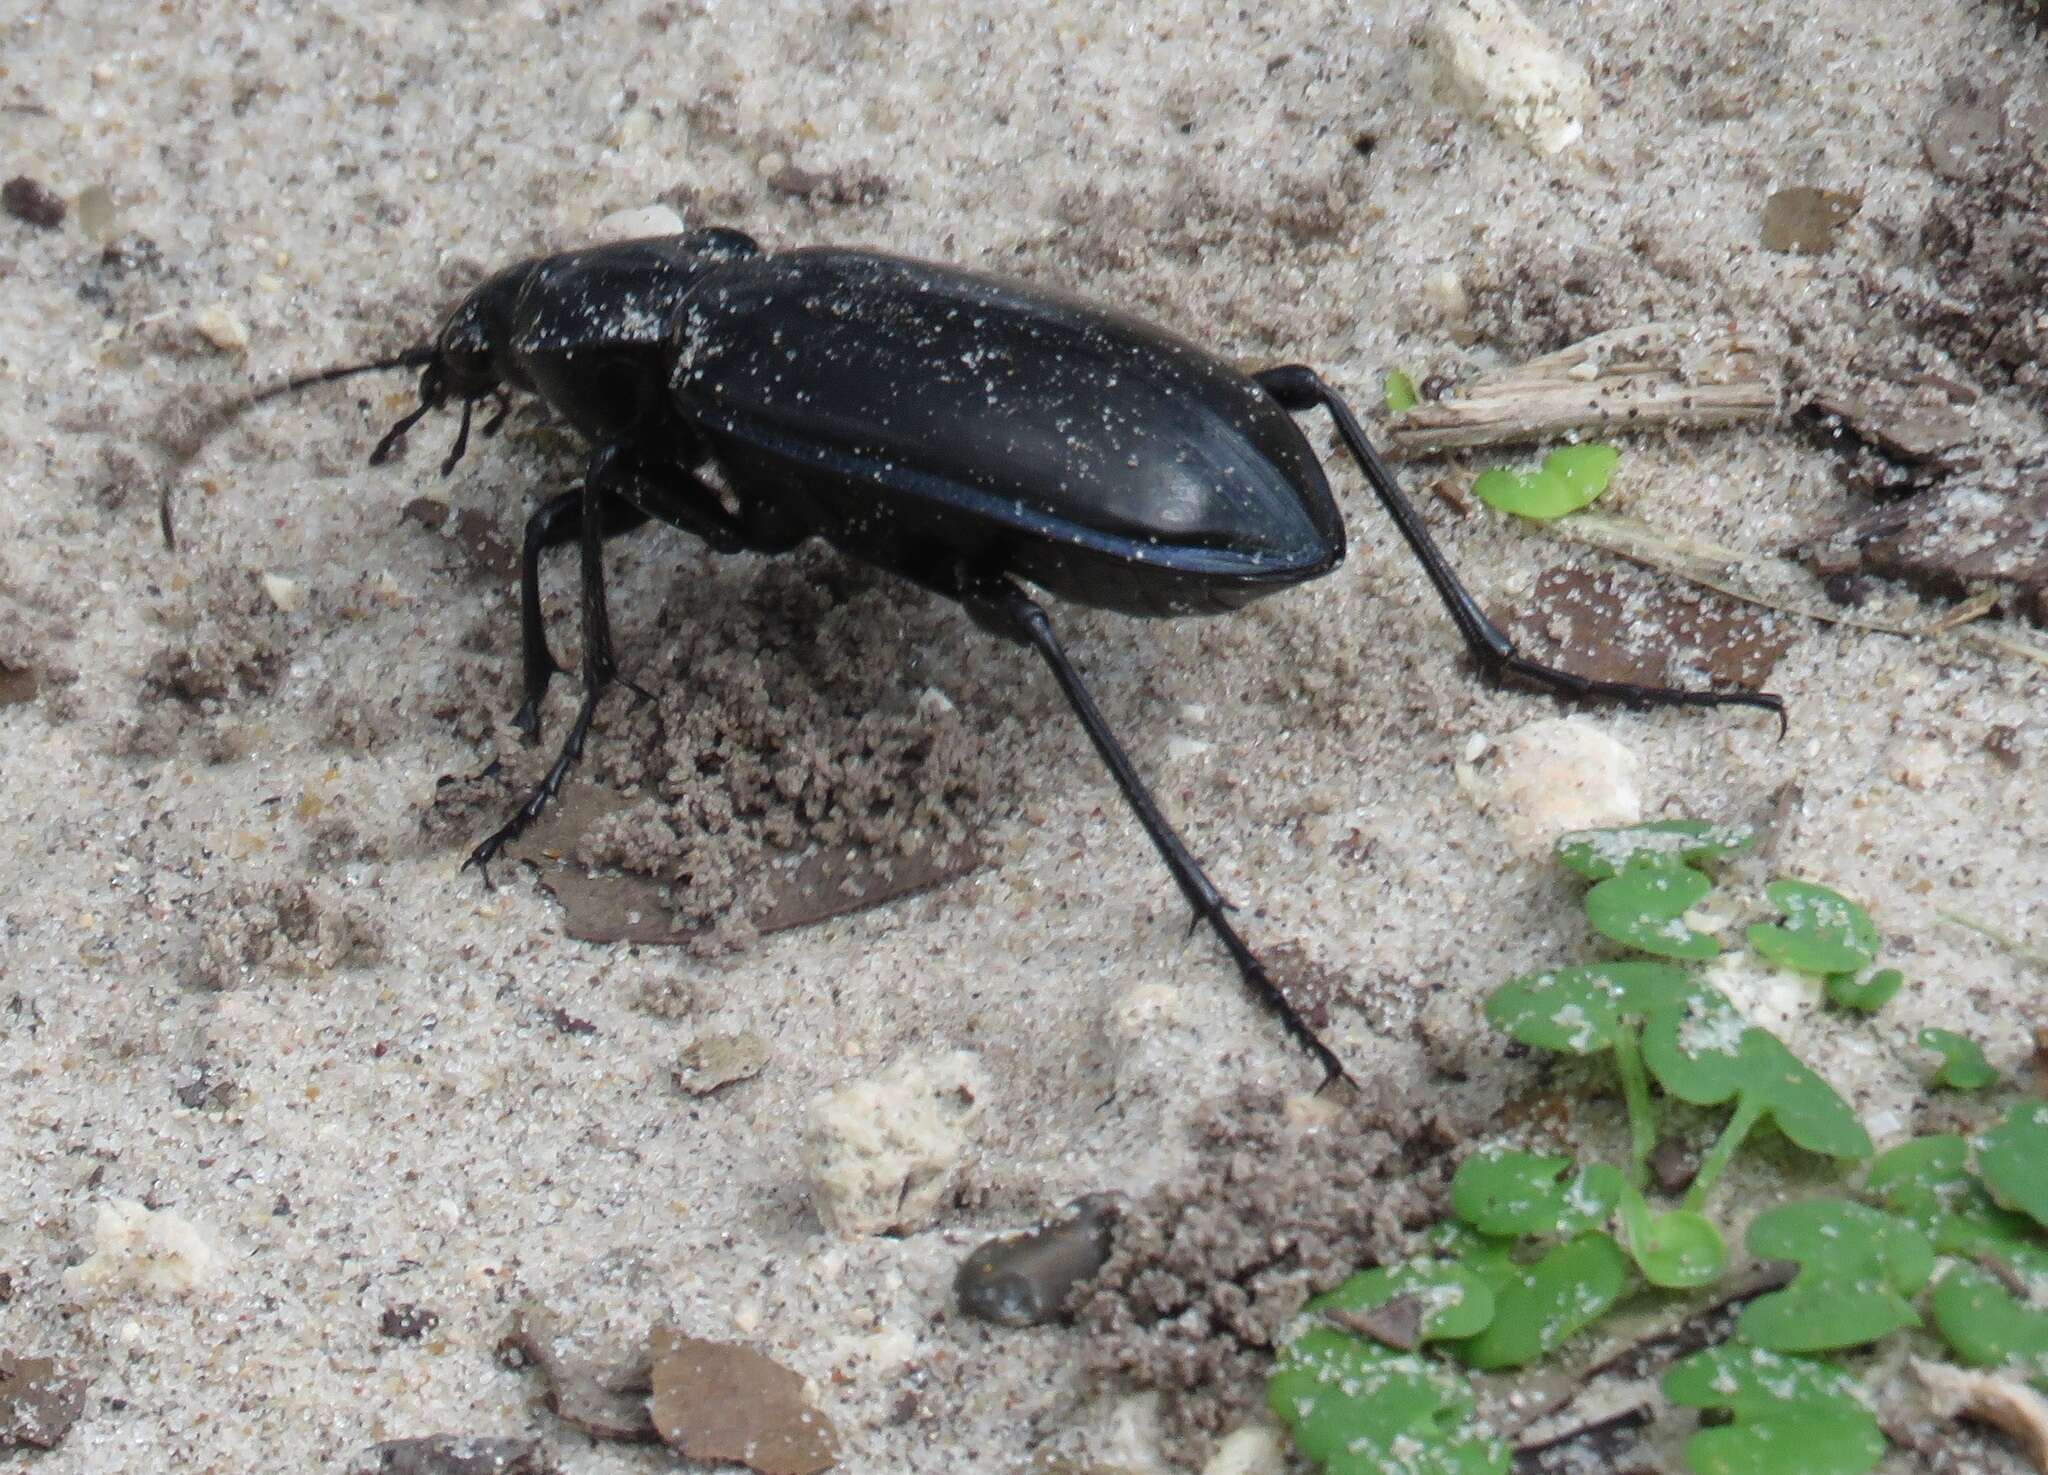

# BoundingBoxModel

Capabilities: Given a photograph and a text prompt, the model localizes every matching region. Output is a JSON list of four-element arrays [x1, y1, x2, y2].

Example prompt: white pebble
[[1203, 1423, 1288, 1475], [590, 203, 687, 243], [1474, 717, 1642, 853], [260, 572, 305, 613], [1884, 736, 1949, 791], [193, 306, 250, 354], [65, 1200, 219, 1298], [803, 1050, 989, 1236], [1422, 0, 1593, 155]]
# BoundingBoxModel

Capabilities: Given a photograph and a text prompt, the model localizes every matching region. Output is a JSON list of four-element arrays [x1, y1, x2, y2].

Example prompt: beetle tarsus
[[1254, 365, 1788, 726]]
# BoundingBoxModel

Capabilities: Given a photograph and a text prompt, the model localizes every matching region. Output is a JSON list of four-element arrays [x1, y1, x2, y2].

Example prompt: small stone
[[73, 186, 117, 242], [1884, 736, 1949, 791], [193, 306, 250, 354], [379, 1304, 440, 1341], [64, 1200, 219, 1297], [1473, 717, 1643, 854], [590, 203, 687, 243], [802, 1050, 988, 1235], [1422, 0, 1592, 156], [1925, 96, 2005, 181], [2, 176, 65, 230], [1761, 187, 1861, 255], [1201, 1424, 1287, 1475], [0, 1353, 86, 1451], [261, 572, 306, 613], [955, 1194, 1121, 1327]]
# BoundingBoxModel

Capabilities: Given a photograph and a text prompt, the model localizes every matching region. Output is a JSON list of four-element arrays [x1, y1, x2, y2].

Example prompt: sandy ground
[[2, 0, 2044, 1471]]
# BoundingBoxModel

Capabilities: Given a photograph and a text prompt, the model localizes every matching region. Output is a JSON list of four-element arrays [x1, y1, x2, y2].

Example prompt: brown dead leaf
[[1801, 469, 2048, 626], [1761, 186, 1861, 254], [1526, 566, 1793, 691], [360, 1436, 550, 1475], [0, 1352, 86, 1450], [648, 1326, 838, 1475], [538, 837, 980, 946], [674, 1030, 771, 1096], [499, 1304, 656, 1443]]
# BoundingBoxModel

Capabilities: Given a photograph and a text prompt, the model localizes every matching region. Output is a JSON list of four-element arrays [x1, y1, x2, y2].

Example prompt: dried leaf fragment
[[1528, 566, 1792, 692], [675, 1030, 771, 1096], [499, 1303, 656, 1442], [0, 1353, 86, 1450], [1761, 187, 1861, 254], [648, 1326, 838, 1475], [1912, 1358, 2048, 1473]]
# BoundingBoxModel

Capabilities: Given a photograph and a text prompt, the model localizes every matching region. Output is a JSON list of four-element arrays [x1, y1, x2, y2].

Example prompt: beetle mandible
[[204, 227, 1783, 1086]]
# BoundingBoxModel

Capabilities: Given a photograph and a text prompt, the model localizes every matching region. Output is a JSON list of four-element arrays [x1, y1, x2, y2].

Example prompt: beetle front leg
[[956, 570, 1351, 1088], [1254, 365, 1786, 732], [466, 451, 637, 882], [514, 489, 651, 740]]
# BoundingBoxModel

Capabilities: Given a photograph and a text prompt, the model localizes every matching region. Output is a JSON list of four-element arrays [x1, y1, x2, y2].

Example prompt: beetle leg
[[466, 455, 635, 881], [513, 489, 651, 741], [1254, 365, 1787, 734], [957, 570, 1351, 1088]]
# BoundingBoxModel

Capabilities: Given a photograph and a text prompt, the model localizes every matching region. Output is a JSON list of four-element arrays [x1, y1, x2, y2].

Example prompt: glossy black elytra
[[207, 228, 1783, 1086]]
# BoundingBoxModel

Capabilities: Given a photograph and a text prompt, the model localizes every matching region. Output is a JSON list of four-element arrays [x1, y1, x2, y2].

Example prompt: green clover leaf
[[1268, 1328, 1508, 1475], [1584, 860, 1720, 960], [1640, 987, 1871, 1207], [1928, 1263, 2048, 1386], [1384, 370, 1419, 413], [1306, 1261, 1497, 1346], [1663, 1344, 1886, 1475], [1450, 1152, 1624, 1240], [1863, 1135, 2048, 1276], [1746, 880, 1879, 975], [1555, 820, 1756, 880], [1736, 1199, 1932, 1352], [1974, 1100, 2048, 1231], [1615, 1181, 1726, 1289], [1917, 1028, 1998, 1090], [1823, 966, 1902, 1013], [1452, 1233, 1629, 1370]]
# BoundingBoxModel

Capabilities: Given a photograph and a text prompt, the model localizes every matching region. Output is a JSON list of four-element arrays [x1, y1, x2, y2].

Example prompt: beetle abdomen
[[674, 249, 1344, 612]]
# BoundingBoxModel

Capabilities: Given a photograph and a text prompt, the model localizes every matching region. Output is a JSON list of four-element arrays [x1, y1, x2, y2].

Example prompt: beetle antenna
[[158, 345, 438, 550]]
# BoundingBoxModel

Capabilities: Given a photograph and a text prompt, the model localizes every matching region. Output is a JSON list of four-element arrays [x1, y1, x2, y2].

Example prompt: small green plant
[[1471, 444, 1618, 521], [1384, 369, 1420, 413], [1919, 1028, 1998, 1090], [1268, 818, 2043, 1475]]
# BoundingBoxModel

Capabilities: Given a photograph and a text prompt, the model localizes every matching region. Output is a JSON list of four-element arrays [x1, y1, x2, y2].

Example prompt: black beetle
[[193, 227, 1782, 1085]]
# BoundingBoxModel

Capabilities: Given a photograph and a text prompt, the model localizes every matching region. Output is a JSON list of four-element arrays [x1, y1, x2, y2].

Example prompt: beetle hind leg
[[1254, 365, 1787, 733], [957, 569, 1352, 1088]]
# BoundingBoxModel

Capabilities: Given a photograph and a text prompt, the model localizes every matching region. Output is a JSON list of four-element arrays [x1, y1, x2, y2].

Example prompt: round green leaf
[[1737, 1199, 1931, 1352], [1555, 819, 1757, 880], [1634, 1209, 1727, 1290], [1823, 966, 1902, 1013], [1975, 1100, 2048, 1231], [1865, 1134, 2048, 1273], [1306, 1261, 1497, 1344], [1453, 1234, 1628, 1370], [1451, 1152, 1622, 1240], [1917, 1028, 1998, 1090], [1268, 1328, 1509, 1475], [1384, 370, 1419, 413], [1484, 961, 1697, 1056], [1928, 1263, 2048, 1384], [1664, 1345, 1886, 1475], [1584, 861, 1719, 959], [1745, 880, 1879, 975]]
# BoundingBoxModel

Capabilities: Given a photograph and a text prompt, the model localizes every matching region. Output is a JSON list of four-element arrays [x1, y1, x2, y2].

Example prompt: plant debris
[[356, 1436, 550, 1475], [647, 1326, 838, 1475], [1801, 460, 2048, 626], [1912, 1359, 2048, 1475], [1796, 391, 1981, 496], [1383, 322, 1775, 455], [1, 175, 64, 229], [1527, 565, 1792, 693], [1761, 186, 1861, 254], [0, 1352, 86, 1450], [400, 499, 518, 582], [674, 1030, 771, 1096], [0, 657, 36, 707], [498, 1303, 657, 1443]]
